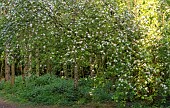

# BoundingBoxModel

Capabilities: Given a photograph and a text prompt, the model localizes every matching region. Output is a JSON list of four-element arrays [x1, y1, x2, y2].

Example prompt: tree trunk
[[63, 63, 68, 78], [5, 48, 10, 81], [0, 60, 4, 80], [23, 52, 32, 77], [11, 62, 15, 86], [71, 64, 73, 78], [23, 64, 27, 80], [90, 56, 95, 77], [36, 63, 40, 76], [28, 52, 32, 77], [36, 48, 39, 77], [46, 60, 51, 74], [74, 62, 78, 89], [23, 55, 29, 81], [19, 64, 24, 82]]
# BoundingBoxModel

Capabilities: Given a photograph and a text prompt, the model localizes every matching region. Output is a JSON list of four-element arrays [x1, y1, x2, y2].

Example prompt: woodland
[[0, 0, 170, 107]]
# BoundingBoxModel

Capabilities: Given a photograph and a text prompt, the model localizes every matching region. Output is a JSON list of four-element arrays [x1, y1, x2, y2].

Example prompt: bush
[[78, 77, 114, 103], [0, 74, 76, 105]]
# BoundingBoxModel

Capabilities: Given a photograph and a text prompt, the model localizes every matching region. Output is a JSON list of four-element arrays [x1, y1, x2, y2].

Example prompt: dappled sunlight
[[133, 0, 162, 46]]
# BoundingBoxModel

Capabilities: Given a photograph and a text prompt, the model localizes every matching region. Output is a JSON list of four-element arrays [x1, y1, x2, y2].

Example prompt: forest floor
[[0, 98, 18, 108], [0, 98, 116, 108], [0, 97, 169, 108]]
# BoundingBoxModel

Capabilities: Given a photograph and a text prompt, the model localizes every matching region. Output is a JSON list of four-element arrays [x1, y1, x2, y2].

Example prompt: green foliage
[[0, 0, 170, 107], [0, 75, 114, 106], [166, 79, 170, 95], [165, 0, 170, 5], [78, 77, 114, 103], [0, 74, 169, 107], [0, 74, 74, 105]]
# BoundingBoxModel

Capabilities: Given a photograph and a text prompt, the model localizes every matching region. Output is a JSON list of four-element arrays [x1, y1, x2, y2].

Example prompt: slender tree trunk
[[72, 4, 79, 89], [90, 56, 95, 77], [23, 55, 28, 81], [71, 64, 73, 78], [74, 62, 78, 89], [3, 3, 11, 82], [28, 52, 32, 77], [0, 60, 4, 80], [36, 48, 39, 77], [23, 52, 32, 77], [47, 62, 51, 74], [24, 62, 28, 75], [19, 64, 24, 81], [23, 64, 27, 78], [63, 63, 68, 78], [36, 63, 39, 77], [5, 47, 10, 81], [11, 61, 15, 86]]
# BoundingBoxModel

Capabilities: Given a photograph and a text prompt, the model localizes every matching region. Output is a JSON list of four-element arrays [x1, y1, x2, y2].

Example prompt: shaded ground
[[0, 98, 116, 108], [0, 99, 17, 108], [1, 98, 169, 108]]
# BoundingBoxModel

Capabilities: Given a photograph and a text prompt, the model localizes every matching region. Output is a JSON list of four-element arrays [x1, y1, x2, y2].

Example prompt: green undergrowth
[[0, 74, 169, 107], [0, 74, 113, 106]]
